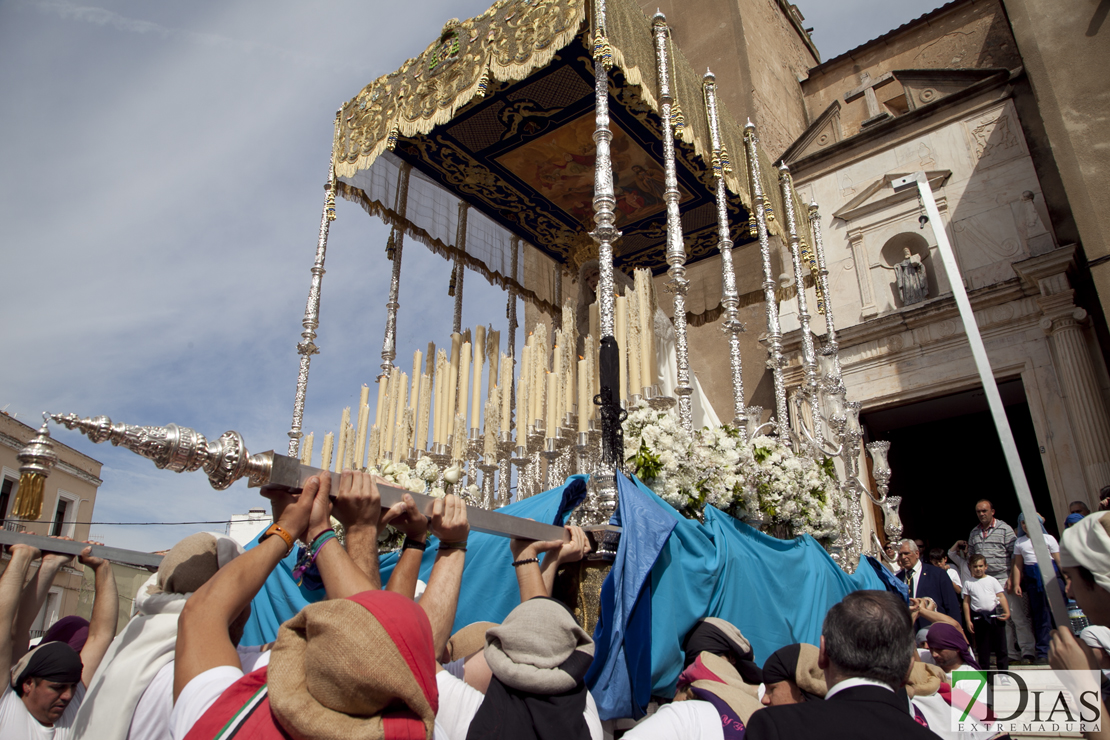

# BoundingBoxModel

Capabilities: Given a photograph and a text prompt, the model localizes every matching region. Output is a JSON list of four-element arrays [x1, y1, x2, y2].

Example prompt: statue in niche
[[894, 247, 928, 305]]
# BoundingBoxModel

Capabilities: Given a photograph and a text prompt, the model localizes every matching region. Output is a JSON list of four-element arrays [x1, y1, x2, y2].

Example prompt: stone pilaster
[[1016, 246, 1110, 495]]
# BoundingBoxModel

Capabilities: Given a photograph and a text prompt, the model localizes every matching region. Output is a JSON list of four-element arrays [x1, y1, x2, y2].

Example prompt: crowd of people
[[5, 479, 1110, 740]]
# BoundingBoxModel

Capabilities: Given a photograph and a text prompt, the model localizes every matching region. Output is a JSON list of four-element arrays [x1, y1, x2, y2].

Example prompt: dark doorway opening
[[861, 379, 1055, 555]]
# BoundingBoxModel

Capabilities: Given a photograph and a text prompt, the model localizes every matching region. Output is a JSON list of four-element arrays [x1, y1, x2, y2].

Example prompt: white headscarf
[[1060, 511, 1110, 592], [1080, 625, 1110, 683]]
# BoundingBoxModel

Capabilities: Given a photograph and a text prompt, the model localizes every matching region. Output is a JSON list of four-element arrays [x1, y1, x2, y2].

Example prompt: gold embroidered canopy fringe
[[331, 0, 802, 321]]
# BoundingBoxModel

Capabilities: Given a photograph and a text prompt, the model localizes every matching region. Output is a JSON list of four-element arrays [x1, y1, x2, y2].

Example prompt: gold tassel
[[325, 190, 336, 221], [720, 144, 732, 174], [12, 472, 45, 520], [385, 229, 396, 260], [448, 267, 457, 297], [593, 29, 613, 70], [476, 55, 491, 98], [711, 149, 722, 176], [671, 100, 685, 137], [749, 216, 758, 238], [386, 124, 400, 151]]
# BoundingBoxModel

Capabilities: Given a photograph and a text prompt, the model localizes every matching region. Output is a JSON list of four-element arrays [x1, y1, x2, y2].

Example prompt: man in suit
[[745, 590, 938, 740], [897, 538, 962, 630]]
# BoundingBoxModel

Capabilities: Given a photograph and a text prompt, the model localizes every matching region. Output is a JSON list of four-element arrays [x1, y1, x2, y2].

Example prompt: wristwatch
[[259, 523, 295, 554]]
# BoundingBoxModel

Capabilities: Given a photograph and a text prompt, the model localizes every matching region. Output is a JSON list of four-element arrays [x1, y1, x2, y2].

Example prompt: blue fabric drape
[[240, 476, 587, 646], [585, 473, 676, 720], [581, 474, 887, 717]]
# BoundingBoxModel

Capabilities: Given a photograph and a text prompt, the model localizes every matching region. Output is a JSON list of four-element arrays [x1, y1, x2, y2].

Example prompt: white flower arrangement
[[622, 400, 841, 541]]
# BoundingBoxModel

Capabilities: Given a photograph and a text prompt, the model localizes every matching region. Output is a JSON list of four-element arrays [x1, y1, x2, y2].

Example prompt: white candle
[[545, 371, 558, 438], [487, 329, 500, 397], [458, 341, 472, 430], [355, 399, 370, 470], [516, 347, 528, 440], [434, 349, 447, 445], [393, 372, 408, 457], [447, 333, 461, 441], [335, 407, 350, 473], [615, 295, 628, 401], [484, 395, 499, 458], [374, 377, 387, 430], [366, 426, 379, 469], [627, 296, 641, 395], [320, 432, 334, 471], [500, 353, 512, 431], [301, 432, 314, 466], [417, 374, 431, 450], [578, 359, 589, 432], [451, 414, 466, 461], [471, 325, 485, 426], [637, 269, 655, 390]]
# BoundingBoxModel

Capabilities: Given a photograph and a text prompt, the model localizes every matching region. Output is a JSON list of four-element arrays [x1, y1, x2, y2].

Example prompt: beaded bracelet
[[511, 557, 539, 568], [292, 530, 338, 587]]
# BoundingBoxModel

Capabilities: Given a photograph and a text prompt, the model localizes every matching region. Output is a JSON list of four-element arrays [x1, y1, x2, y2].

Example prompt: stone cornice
[[779, 279, 1037, 382], [785, 71, 1013, 182]]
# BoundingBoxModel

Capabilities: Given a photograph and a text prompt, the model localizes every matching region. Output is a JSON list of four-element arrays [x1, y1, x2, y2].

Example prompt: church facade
[[777, 0, 1110, 543]]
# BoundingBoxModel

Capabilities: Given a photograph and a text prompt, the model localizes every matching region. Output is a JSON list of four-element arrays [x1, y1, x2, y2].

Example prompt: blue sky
[[0, 0, 949, 551]]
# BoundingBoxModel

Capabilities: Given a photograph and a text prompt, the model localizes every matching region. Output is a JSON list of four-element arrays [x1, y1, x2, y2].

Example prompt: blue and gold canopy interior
[[333, 0, 796, 318]]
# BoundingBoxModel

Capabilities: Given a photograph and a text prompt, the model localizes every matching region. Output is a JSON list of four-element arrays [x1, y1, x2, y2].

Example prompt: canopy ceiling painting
[[332, 0, 801, 317]]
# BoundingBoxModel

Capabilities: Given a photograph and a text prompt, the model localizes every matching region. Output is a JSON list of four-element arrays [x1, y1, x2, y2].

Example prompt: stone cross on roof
[[845, 71, 895, 127]]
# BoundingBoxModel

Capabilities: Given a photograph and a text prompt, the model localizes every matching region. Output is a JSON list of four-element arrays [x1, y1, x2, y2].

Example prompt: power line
[[3, 519, 241, 526]]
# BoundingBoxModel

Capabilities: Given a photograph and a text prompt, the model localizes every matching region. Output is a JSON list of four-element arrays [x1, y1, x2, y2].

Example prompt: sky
[[0, 0, 950, 552]]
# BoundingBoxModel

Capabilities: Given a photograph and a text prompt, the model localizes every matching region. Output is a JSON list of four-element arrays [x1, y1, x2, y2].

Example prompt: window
[[50, 491, 78, 539], [0, 477, 13, 521]]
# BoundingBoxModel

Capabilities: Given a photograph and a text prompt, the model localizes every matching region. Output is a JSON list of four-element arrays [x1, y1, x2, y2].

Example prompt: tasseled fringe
[[12, 472, 45, 520], [385, 228, 396, 260], [720, 144, 732, 174], [593, 29, 613, 70]]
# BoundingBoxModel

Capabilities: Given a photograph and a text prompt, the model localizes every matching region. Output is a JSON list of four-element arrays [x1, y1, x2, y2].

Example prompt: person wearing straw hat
[[170, 470, 471, 740]]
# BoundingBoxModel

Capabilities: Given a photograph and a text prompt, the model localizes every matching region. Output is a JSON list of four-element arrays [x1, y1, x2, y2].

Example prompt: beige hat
[[268, 591, 438, 740]]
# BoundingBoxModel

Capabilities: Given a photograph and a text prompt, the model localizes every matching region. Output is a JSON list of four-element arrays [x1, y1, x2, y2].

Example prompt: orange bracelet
[[260, 523, 295, 554]]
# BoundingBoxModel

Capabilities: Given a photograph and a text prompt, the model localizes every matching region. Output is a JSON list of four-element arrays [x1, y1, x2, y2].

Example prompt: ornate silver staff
[[380, 162, 412, 379], [742, 122, 790, 438], [287, 112, 340, 459], [653, 12, 694, 433], [17, 413, 566, 542], [703, 70, 745, 425]]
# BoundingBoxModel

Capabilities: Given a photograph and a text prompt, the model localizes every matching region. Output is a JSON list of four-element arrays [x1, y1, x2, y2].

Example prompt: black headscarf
[[12, 641, 83, 693], [466, 598, 594, 740], [682, 618, 763, 685], [762, 644, 825, 702]]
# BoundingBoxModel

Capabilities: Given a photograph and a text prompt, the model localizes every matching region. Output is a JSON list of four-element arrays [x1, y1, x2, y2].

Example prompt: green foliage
[[629, 440, 664, 481]]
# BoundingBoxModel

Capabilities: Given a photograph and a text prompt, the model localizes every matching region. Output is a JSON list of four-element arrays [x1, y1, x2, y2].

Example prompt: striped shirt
[[968, 519, 1015, 581]]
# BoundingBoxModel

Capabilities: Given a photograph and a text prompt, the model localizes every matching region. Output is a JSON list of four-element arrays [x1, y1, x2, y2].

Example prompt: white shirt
[[963, 574, 1004, 613], [171, 665, 601, 740], [825, 676, 894, 699], [135, 646, 270, 740], [1014, 534, 1059, 566], [0, 682, 86, 740], [623, 700, 724, 740], [945, 567, 962, 591], [904, 560, 924, 597]]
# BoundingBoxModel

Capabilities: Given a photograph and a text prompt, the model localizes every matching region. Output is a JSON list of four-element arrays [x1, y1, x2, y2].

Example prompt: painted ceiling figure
[[894, 247, 929, 306]]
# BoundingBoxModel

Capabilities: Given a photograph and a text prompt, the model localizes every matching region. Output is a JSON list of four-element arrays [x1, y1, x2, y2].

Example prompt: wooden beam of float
[[254, 453, 567, 542], [0, 530, 164, 569]]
